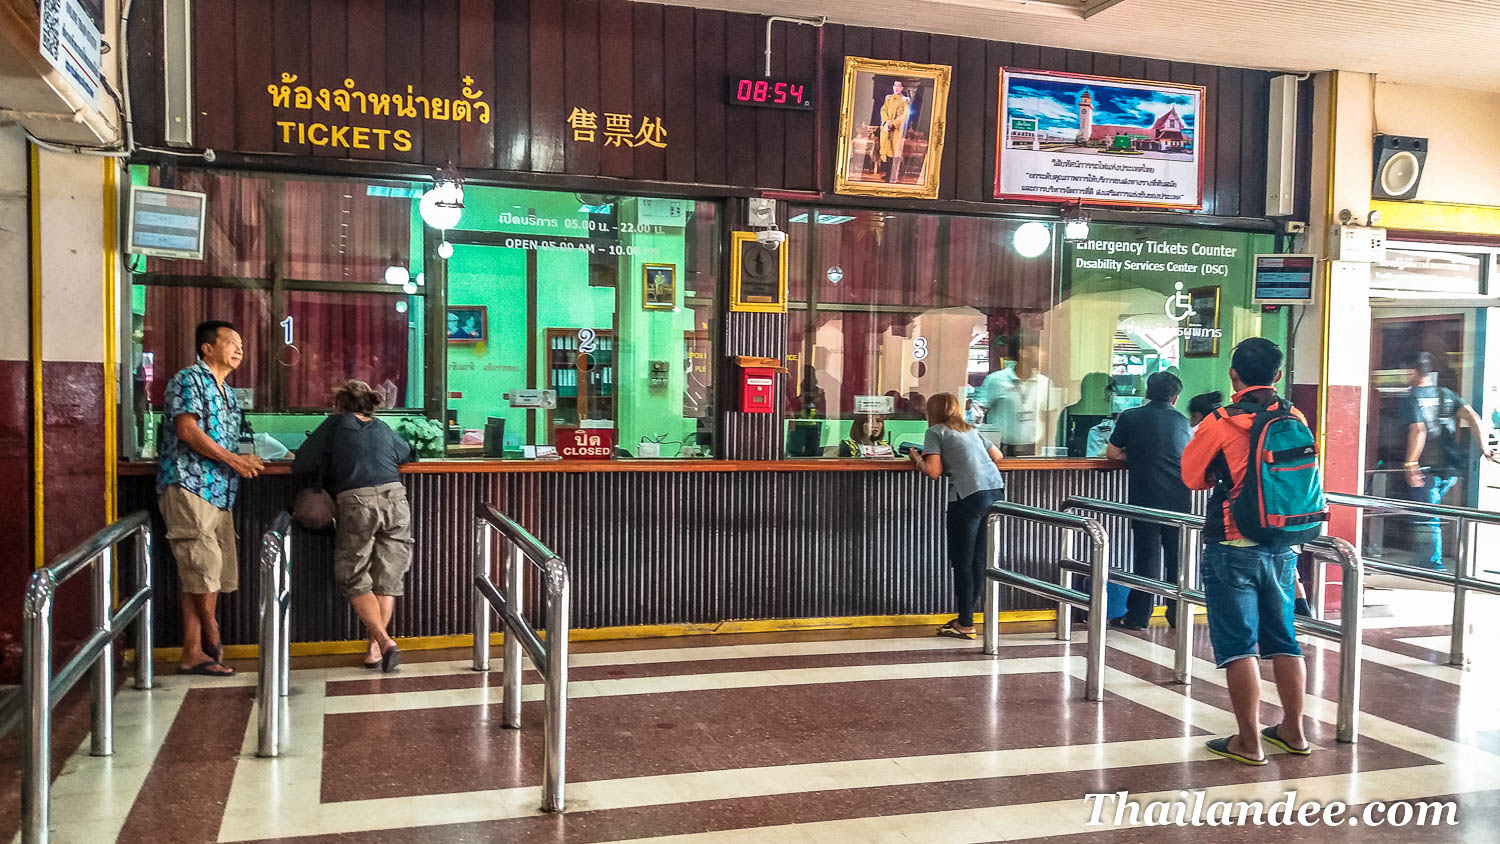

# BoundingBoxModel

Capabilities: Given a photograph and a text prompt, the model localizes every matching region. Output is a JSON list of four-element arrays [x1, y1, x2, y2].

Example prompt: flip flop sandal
[[180, 660, 235, 677], [363, 660, 381, 670], [1262, 725, 1312, 756], [1205, 736, 1266, 766], [936, 621, 976, 640], [207, 643, 223, 664], [381, 644, 402, 673]]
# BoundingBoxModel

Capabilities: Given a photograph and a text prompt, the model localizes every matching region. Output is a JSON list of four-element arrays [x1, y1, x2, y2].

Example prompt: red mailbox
[[735, 355, 783, 414]]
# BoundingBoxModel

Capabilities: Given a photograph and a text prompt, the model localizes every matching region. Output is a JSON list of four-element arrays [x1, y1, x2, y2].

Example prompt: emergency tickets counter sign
[[995, 69, 1205, 210]]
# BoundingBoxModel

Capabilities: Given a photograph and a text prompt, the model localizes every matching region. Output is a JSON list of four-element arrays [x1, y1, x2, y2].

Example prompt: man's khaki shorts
[[334, 482, 414, 598], [159, 484, 239, 594]]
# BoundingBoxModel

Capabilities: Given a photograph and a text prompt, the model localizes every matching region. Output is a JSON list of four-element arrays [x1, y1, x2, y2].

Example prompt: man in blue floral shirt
[[157, 320, 263, 676]]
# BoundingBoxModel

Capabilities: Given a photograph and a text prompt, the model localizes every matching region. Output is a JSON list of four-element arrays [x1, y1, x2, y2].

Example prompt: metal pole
[[133, 528, 154, 690], [1309, 553, 1328, 621], [471, 520, 491, 671], [500, 541, 524, 730], [279, 530, 292, 696], [1172, 527, 1195, 686], [257, 531, 282, 758], [1083, 525, 1109, 702], [541, 563, 570, 812], [983, 515, 1001, 656], [90, 548, 115, 757], [1056, 520, 1074, 642], [22, 573, 55, 844], [1334, 540, 1364, 743], [1449, 517, 1472, 667]]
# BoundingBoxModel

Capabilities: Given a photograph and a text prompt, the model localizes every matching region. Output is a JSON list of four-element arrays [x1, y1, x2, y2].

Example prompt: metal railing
[[981, 501, 1111, 701], [471, 503, 571, 813], [1327, 491, 1500, 667], [1063, 496, 1365, 743], [6, 511, 155, 844], [257, 512, 293, 757]]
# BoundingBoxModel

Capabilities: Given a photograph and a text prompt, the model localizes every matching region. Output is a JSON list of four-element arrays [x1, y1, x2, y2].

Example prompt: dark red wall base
[[0, 360, 33, 682]]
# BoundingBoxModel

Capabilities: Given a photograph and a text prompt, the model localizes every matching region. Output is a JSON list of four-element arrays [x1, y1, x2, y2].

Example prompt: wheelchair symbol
[[1165, 282, 1197, 322]]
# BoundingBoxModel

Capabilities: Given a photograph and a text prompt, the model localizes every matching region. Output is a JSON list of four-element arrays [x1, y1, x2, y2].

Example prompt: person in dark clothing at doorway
[[1106, 371, 1191, 629], [1398, 351, 1497, 570]]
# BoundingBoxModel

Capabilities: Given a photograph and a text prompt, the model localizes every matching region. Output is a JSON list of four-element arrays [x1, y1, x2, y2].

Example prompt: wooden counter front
[[118, 457, 1122, 476]]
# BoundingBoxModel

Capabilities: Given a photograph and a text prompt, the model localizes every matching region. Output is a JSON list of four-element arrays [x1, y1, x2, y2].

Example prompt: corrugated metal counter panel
[[120, 467, 1127, 645]]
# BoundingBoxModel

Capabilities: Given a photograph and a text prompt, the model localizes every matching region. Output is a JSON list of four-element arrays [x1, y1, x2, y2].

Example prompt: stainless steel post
[[257, 531, 282, 758], [133, 529, 154, 690], [1309, 553, 1328, 621], [90, 547, 115, 757], [1083, 524, 1109, 702], [22, 573, 55, 844], [1172, 527, 1195, 686], [1334, 539, 1364, 743], [983, 515, 1002, 656], [1056, 521, 1074, 642], [541, 563, 570, 812], [279, 530, 292, 696], [471, 521, 491, 671], [500, 541, 524, 730], [1449, 518, 1472, 667]]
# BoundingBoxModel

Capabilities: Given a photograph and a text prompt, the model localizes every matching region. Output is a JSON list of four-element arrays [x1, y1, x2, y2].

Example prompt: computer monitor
[[1252, 254, 1317, 304]]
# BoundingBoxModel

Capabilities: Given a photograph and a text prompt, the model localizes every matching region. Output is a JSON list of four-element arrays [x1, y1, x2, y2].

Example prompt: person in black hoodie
[[293, 380, 416, 671]]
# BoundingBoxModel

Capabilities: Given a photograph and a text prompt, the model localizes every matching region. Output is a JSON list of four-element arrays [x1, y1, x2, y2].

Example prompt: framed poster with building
[[642, 263, 676, 310], [1183, 286, 1221, 357], [729, 232, 788, 313], [835, 57, 952, 199], [995, 69, 1205, 209]]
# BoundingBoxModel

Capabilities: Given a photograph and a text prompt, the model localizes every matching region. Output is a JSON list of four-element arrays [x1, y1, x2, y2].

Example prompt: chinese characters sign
[[567, 108, 667, 148]]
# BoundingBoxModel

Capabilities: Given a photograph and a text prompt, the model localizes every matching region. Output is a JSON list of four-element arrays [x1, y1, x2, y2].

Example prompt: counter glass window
[[782, 208, 1283, 459], [127, 167, 717, 461]]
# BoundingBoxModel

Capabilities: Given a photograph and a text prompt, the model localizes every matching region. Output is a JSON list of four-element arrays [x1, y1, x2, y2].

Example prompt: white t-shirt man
[[978, 364, 1054, 450]]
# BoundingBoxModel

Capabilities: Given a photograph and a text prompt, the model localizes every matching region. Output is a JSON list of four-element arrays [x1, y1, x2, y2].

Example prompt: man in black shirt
[[1107, 371, 1192, 629], [1398, 351, 1497, 570]]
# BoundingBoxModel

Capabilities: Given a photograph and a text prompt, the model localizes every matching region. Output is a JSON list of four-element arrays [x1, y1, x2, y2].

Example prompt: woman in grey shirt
[[908, 392, 1006, 639], [293, 380, 415, 671]]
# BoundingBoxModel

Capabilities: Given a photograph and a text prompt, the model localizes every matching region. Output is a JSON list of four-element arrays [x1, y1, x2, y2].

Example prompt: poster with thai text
[[995, 69, 1205, 209]]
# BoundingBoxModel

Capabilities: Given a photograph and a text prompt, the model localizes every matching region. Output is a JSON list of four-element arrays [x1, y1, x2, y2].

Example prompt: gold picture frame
[[1183, 285, 1221, 358], [729, 231, 788, 313], [834, 56, 952, 199], [642, 262, 676, 310]]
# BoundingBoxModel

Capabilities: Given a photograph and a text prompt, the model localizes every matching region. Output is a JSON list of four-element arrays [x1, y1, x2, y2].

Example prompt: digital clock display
[[727, 75, 814, 111]]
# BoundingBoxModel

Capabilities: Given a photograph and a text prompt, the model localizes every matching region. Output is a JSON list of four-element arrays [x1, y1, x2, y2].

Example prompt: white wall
[[0, 124, 28, 363], [1375, 82, 1500, 206]]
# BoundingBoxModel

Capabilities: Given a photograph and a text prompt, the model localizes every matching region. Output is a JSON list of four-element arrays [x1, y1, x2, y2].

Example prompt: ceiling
[[662, 0, 1500, 92]]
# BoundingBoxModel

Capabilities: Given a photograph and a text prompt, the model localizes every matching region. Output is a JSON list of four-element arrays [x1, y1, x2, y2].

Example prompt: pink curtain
[[283, 292, 410, 409], [281, 180, 412, 283], [146, 170, 270, 278], [141, 286, 271, 406]]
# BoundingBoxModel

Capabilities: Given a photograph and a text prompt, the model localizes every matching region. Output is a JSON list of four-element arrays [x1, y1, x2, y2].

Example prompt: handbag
[[292, 485, 336, 532]]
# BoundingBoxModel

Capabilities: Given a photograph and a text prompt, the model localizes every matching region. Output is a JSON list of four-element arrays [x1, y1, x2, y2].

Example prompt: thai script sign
[[267, 73, 492, 152], [556, 427, 615, 460]]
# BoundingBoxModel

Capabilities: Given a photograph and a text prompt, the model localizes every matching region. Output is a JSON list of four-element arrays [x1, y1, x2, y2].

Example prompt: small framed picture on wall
[[642, 263, 677, 310], [729, 231, 788, 313], [447, 306, 488, 344], [1183, 286, 1221, 358]]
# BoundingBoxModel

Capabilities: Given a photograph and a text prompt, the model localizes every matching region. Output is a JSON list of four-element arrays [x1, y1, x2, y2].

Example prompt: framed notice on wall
[[729, 232, 788, 313], [994, 69, 1205, 209]]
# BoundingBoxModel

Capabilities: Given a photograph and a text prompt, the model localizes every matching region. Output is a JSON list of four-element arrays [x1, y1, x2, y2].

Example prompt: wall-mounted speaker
[[1372, 134, 1427, 200]]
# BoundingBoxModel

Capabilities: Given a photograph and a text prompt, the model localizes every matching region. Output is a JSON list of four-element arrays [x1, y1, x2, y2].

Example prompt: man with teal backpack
[[1182, 338, 1328, 766]]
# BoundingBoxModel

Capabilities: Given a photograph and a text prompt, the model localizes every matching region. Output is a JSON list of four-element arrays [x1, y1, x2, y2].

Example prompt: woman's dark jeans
[[947, 487, 1006, 627]]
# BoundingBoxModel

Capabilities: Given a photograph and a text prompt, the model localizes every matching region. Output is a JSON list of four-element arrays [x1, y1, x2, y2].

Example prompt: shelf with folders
[[545, 328, 615, 430]]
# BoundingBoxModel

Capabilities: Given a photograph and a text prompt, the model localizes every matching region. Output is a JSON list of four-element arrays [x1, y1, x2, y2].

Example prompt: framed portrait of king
[[834, 57, 951, 199]]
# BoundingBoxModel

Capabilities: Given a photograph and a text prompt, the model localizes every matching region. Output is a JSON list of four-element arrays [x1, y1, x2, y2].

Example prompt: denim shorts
[[1201, 543, 1301, 668]]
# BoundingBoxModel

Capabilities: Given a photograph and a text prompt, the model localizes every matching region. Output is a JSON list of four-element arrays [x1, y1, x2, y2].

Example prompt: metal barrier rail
[[471, 503, 571, 813], [1327, 490, 1500, 667], [257, 512, 293, 757], [981, 501, 1111, 701], [6, 511, 156, 844], [1063, 496, 1364, 743]]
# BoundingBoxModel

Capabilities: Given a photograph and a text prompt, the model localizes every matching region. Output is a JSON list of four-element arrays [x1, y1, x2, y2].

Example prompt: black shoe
[[1111, 618, 1149, 631]]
